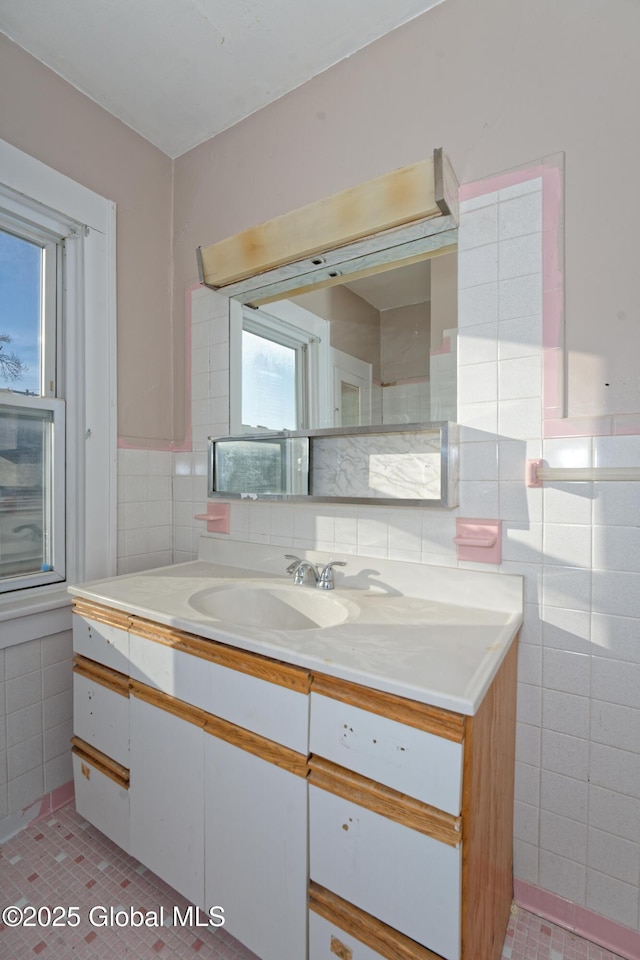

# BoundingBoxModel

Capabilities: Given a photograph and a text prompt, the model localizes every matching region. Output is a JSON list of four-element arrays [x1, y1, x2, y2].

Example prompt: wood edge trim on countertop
[[71, 737, 129, 789], [129, 616, 311, 694], [309, 756, 461, 847], [311, 673, 465, 743], [129, 679, 209, 729], [72, 599, 132, 631], [73, 656, 129, 698], [203, 715, 308, 779], [309, 883, 444, 960]]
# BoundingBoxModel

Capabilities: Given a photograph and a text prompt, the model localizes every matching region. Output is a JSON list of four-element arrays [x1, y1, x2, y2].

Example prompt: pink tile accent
[[430, 336, 451, 356], [515, 879, 639, 960], [194, 502, 230, 534], [32, 780, 75, 824], [460, 165, 545, 201], [453, 518, 502, 563], [525, 459, 544, 487]]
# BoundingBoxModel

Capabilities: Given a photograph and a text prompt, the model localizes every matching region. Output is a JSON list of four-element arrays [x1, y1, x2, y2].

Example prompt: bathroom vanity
[[69, 544, 522, 960]]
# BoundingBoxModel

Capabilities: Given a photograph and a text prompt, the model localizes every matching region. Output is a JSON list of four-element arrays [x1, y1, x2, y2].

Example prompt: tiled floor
[[0, 803, 626, 960]]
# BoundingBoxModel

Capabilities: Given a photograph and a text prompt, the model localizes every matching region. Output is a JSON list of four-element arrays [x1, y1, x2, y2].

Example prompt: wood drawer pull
[[71, 736, 129, 789], [310, 882, 444, 960], [309, 756, 461, 847], [312, 674, 464, 743], [73, 655, 129, 697]]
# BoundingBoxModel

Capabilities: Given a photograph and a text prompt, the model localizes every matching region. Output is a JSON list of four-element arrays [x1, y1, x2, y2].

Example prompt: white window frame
[[229, 299, 331, 434], [0, 138, 117, 644]]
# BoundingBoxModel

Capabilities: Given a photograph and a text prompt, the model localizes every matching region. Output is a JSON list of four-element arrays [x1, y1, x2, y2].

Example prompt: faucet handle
[[318, 560, 347, 590], [284, 554, 301, 576]]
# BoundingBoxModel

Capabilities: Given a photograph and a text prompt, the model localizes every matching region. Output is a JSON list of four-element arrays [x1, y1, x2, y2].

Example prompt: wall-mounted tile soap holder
[[453, 518, 502, 564], [194, 502, 230, 534]]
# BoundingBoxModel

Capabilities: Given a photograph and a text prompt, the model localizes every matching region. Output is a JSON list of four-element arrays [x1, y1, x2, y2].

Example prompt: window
[[0, 216, 67, 592], [229, 300, 330, 434], [0, 138, 116, 615]]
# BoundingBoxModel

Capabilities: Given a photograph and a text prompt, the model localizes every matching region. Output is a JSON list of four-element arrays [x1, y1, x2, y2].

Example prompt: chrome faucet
[[284, 555, 346, 590], [292, 560, 320, 586]]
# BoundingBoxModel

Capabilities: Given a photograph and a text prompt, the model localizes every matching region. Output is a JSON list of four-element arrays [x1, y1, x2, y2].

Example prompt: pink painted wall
[[172, 0, 640, 438], [0, 34, 174, 445]]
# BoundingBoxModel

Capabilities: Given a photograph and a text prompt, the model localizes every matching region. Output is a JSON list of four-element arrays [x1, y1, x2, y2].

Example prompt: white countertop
[[70, 542, 523, 716]]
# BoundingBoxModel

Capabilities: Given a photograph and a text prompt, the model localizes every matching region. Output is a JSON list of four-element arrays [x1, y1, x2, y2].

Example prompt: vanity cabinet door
[[204, 723, 308, 960], [129, 692, 204, 908]]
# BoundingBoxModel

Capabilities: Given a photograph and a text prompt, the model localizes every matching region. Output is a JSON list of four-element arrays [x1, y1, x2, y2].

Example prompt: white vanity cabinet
[[71, 595, 517, 960], [71, 601, 132, 852]]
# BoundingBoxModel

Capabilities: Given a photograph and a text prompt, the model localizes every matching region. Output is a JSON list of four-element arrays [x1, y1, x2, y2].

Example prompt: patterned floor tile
[[0, 804, 626, 960]]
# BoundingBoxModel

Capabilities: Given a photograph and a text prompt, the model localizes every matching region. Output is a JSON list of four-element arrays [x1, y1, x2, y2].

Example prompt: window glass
[[241, 328, 297, 431], [0, 404, 55, 580], [0, 229, 43, 396]]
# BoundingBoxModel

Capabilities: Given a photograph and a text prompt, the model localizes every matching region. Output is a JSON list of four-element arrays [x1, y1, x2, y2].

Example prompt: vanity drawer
[[72, 740, 129, 853], [73, 657, 129, 766], [129, 619, 310, 753], [309, 886, 443, 960], [309, 781, 461, 960], [72, 606, 130, 674], [310, 679, 464, 814], [309, 912, 389, 960]]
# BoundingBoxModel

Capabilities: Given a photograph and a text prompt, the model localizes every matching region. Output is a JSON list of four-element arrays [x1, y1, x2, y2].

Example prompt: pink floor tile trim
[[515, 880, 640, 960], [503, 905, 627, 960], [0, 803, 627, 960]]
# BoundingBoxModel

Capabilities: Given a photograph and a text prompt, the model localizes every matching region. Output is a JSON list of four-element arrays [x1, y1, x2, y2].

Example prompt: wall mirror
[[228, 248, 458, 434], [198, 149, 460, 506]]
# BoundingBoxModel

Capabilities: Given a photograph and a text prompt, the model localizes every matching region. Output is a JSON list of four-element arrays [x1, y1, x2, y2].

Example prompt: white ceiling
[[0, 0, 445, 158], [346, 260, 432, 311]]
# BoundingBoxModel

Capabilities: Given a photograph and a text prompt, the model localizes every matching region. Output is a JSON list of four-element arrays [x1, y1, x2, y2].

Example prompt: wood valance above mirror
[[197, 148, 459, 305]]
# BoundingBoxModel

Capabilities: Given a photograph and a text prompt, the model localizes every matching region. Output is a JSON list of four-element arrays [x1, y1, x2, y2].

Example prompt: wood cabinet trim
[[72, 600, 131, 631], [204, 715, 308, 778], [309, 882, 444, 960], [309, 756, 461, 848], [129, 679, 209, 729], [73, 655, 129, 698], [71, 736, 129, 789], [129, 677, 308, 776], [312, 673, 465, 743], [129, 616, 311, 694]]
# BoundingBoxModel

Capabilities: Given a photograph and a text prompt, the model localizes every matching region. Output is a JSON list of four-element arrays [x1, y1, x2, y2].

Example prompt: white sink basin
[[188, 584, 351, 630]]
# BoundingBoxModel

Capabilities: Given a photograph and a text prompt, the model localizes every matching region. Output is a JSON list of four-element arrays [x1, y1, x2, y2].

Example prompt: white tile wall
[[0, 631, 73, 831], [117, 172, 640, 934], [117, 448, 174, 573]]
